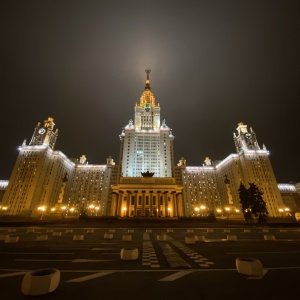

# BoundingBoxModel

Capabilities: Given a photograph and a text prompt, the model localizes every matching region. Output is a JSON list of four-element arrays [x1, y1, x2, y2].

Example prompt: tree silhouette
[[238, 182, 268, 223], [238, 183, 253, 222]]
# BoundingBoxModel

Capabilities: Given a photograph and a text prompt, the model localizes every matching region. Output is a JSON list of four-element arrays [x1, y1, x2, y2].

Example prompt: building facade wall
[[1, 145, 74, 216], [1, 76, 291, 219]]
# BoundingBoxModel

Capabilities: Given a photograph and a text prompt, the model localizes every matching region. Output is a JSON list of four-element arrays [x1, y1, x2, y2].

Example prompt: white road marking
[[67, 271, 115, 282], [227, 251, 300, 254], [72, 259, 112, 263], [98, 253, 119, 255], [16, 259, 71, 262], [158, 270, 194, 281], [0, 252, 74, 255], [91, 248, 115, 250]]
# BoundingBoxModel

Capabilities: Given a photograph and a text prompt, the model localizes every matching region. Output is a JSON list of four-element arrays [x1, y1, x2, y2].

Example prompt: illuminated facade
[[1, 71, 289, 217], [278, 184, 300, 213], [119, 69, 174, 178]]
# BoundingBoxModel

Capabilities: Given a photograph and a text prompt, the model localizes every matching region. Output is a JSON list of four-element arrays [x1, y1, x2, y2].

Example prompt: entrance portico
[[111, 177, 183, 217]]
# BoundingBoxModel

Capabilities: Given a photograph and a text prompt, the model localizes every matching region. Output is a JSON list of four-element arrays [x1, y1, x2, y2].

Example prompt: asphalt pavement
[[0, 224, 300, 299]]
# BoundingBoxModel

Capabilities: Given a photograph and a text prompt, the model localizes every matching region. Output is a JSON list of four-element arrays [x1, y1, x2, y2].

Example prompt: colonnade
[[111, 190, 183, 217]]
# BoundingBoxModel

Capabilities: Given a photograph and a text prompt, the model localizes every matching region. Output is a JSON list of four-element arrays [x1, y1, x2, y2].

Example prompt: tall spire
[[145, 69, 151, 90]]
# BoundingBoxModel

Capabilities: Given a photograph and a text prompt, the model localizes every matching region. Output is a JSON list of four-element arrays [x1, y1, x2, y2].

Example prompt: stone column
[[134, 190, 138, 216], [171, 191, 177, 217], [177, 193, 183, 216], [126, 190, 131, 217], [164, 191, 168, 217], [157, 191, 161, 217], [142, 191, 146, 216], [111, 192, 118, 216], [150, 191, 153, 217], [118, 191, 124, 217]]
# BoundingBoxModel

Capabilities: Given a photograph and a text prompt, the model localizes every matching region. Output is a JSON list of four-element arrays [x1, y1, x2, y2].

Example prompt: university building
[[1, 71, 287, 218]]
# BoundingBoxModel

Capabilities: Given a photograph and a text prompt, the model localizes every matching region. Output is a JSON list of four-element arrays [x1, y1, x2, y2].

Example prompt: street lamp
[[167, 207, 171, 217], [194, 207, 200, 216], [200, 205, 207, 216], [61, 206, 67, 217], [95, 206, 100, 216], [225, 207, 230, 219], [278, 208, 284, 217], [37, 206, 46, 220], [122, 207, 127, 217]]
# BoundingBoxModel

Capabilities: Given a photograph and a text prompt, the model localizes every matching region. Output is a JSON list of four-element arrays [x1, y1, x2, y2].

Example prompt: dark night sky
[[1, 0, 299, 183]]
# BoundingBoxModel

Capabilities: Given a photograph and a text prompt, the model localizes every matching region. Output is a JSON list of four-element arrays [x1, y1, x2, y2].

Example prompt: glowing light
[[50, 208, 55, 212], [225, 207, 230, 211], [61, 206, 67, 210], [200, 205, 206, 210], [216, 209, 222, 213], [38, 206, 46, 212]]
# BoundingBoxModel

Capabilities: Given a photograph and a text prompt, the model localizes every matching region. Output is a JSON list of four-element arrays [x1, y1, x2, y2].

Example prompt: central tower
[[119, 70, 175, 177]]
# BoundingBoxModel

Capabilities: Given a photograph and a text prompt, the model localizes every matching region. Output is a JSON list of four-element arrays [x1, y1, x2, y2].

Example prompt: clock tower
[[233, 122, 260, 152], [29, 117, 58, 149]]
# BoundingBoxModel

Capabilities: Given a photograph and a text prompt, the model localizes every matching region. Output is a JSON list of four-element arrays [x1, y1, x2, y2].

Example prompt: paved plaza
[[1, 223, 300, 299]]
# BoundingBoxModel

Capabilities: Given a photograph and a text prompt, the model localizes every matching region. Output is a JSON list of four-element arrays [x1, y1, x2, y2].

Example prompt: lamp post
[[167, 207, 171, 217], [95, 206, 100, 216], [37, 206, 46, 220], [278, 208, 284, 217], [194, 207, 200, 216], [122, 207, 127, 217], [284, 207, 291, 217], [200, 205, 207, 217], [1, 206, 8, 215], [225, 207, 230, 219], [88, 204, 95, 216]]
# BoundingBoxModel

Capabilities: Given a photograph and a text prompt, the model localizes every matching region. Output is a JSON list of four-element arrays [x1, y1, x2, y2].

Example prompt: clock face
[[38, 128, 45, 134], [245, 133, 252, 139]]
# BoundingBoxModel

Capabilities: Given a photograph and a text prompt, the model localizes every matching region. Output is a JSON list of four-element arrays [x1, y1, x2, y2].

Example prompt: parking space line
[[158, 270, 194, 281], [67, 271, 115, 282]]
